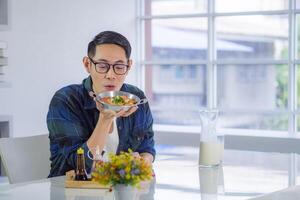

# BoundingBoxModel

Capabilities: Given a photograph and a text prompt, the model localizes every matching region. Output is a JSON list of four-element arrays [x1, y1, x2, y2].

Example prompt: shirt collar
[[83, 76, 97, 110]]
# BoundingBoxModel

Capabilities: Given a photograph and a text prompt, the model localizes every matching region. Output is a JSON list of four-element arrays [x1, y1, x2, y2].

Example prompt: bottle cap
[[77, 147, 84, 154]]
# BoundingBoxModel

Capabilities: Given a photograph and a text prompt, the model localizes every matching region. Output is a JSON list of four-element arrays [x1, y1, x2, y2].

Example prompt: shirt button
[[118, 126, 122, 130]]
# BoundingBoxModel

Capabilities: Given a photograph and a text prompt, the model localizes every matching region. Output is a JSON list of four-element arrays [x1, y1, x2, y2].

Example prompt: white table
[[0, 147, 299, 200], [0, 163, 296, 200], [248, 185, 300, 200]]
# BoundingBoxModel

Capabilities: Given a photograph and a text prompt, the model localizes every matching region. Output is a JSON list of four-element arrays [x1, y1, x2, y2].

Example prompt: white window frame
[[136, 0, 300, 186]]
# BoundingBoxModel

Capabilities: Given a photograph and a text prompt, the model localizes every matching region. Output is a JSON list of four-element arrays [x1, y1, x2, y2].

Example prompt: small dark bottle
[[75, 147, 88, 181]]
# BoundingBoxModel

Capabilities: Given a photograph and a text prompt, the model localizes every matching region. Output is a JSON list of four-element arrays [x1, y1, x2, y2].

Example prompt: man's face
[[84, 44, 131, 94]]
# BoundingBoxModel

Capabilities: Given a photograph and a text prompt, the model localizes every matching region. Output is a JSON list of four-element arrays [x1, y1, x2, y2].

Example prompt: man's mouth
[[104, 85, 116, 91]]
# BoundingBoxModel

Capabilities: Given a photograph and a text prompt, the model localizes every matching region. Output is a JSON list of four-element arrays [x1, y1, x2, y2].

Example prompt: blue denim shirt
[[47, 76, 155, 177]]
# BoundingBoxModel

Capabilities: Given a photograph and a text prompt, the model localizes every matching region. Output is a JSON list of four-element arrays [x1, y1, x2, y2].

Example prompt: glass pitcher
[[199, 109, 224, 167], [198, 165, 225, 200], [87, 146, 105, 178]]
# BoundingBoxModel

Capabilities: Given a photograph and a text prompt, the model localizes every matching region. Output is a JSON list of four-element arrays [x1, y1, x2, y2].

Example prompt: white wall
[[0, 0, 137, 137]]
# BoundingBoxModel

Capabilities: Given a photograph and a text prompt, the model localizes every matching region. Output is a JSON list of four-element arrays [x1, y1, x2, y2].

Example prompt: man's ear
[[127, 59, 133, 71], [83, 56, 91, 73]]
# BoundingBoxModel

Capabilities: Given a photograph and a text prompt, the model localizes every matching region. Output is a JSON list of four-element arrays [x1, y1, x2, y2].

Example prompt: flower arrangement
[[92, 149, 153, 187]]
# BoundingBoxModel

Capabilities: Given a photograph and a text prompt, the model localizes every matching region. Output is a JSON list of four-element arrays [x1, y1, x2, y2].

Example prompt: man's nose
[[105, 66, 116, 79]]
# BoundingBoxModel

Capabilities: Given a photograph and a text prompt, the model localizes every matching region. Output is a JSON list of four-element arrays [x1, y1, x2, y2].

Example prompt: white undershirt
[[104, 118, 119, 155]]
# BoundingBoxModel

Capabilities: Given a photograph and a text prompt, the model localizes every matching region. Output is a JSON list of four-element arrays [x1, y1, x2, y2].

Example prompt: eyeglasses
[[89, 57, 129, 75]]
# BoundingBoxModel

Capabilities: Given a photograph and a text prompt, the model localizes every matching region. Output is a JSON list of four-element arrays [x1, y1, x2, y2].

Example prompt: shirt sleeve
[[47, 94, 93, 177], [135, 99, 156, 161]]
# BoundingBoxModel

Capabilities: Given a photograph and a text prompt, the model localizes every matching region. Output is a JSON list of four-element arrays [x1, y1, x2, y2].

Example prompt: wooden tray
[[64, 170, 110, 189]]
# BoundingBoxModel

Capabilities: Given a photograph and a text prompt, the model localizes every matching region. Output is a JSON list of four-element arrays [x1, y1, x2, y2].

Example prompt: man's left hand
[[116, 106, 138, 118]]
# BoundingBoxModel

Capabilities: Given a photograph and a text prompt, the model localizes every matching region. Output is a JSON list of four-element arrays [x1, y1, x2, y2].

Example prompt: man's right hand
[[95, 100, 117, 121]]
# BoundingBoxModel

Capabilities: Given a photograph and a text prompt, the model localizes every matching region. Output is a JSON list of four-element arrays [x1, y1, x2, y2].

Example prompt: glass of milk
[[199, 109, 224, 167]]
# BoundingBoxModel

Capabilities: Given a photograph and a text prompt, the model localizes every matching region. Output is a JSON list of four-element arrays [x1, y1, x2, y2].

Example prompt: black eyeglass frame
[[88, 57, 130, 75]]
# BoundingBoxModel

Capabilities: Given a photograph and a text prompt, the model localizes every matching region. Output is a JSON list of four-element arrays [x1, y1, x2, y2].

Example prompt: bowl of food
[[95, 91, 148, 112]]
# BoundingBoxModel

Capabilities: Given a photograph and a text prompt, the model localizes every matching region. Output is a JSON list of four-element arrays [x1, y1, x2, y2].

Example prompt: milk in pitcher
[[199, 140, 224, 166]]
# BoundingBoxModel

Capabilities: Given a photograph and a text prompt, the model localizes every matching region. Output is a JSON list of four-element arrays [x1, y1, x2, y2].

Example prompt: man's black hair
[[87, 31, 131, 59]]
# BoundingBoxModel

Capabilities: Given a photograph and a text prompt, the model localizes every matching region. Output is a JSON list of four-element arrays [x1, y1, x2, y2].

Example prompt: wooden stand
[[64, 170, 110, 189]]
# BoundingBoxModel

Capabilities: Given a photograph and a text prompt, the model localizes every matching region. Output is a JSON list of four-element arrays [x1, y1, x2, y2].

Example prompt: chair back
[[0, 134, 50, 184]]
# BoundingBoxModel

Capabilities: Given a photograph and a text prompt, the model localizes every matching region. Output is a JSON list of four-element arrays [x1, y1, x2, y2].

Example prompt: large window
[[138, 0, 293, 130], [137, 0, 300, 186]]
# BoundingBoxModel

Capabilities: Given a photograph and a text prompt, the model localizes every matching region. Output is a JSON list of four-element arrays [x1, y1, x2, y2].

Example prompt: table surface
[[1, 147, 300, 200], [1, 164, 299, 200]]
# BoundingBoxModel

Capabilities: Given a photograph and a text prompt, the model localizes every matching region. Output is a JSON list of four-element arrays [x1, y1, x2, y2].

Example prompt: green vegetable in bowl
[[112, 95, 125, 105]]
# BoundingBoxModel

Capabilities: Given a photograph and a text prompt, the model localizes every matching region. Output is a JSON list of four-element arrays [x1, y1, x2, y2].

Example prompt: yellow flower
[[125, 174, 131, 179], [125, 166, 131, 173], [92, 149, 152, 187]]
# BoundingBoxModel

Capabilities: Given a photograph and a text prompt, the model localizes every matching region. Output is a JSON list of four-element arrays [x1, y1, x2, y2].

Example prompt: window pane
[[297, 15, 300, 59], [297, 154, 300, 184], [297, 0, 300, 9], [219, 112, 288, 130], [217, 65, 288, 110], [216, 15, 288, 60], [145, 64, 207, 125], [145, 18, 207, 61], [149, 0, 207, 15], [298, 66, 300, 108], [297, 115, 300, 131], [216, 0, 288, 12], [0, 0, 8, 25]]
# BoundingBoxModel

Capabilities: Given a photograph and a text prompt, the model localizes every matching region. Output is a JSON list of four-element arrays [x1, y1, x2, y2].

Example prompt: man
[[47, 31, 155, 177]]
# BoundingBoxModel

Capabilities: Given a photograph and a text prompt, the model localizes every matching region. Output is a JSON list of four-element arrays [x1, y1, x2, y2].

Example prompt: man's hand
[[95, 100, 116, 120], [117, 106, 138, 117], [140, 152, 154, 165], [132, 152, 153, 166]]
